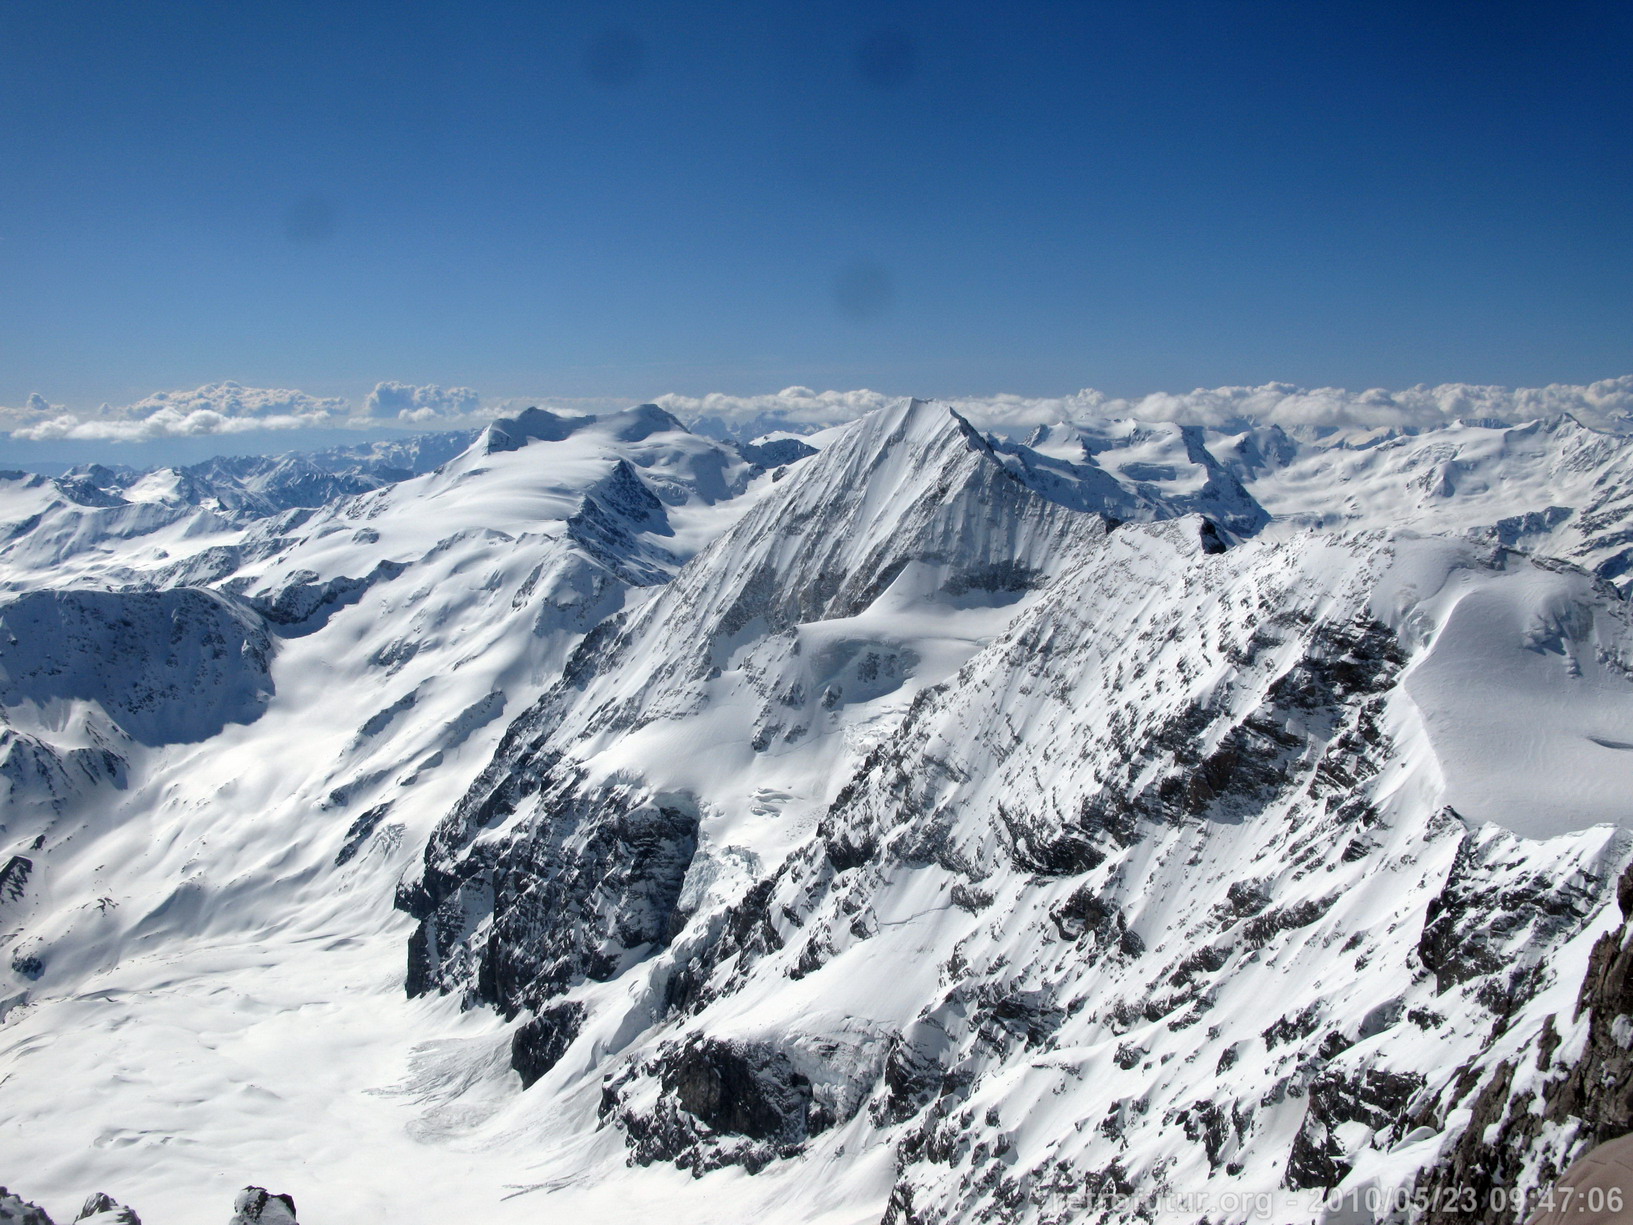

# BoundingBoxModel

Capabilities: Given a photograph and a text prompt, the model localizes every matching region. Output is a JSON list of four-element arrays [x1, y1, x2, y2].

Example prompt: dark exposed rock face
[[0, 855, 33, 905], [0, 1186, 290, 1225], [990, 611, 1406, 879], [1285, 1067, 1424, 1190], [1414, 861, 1633, 1225], [664, 874, 791, 1016], [553, 459, 689, 587], [665, 1038, 813, 1143], [1048, 884, 1127, 949], [606, 1036, 816, 1175], [512, 1000, 586, 1089], [483, 406, 580, 452], [243, 560, 406, 636], [334, 802, 392, 867], [404, 771, 700, 1020], [1419, 826, 1601, 997], [0, 725, 126, 814], [875, 1026, 949, 1127], [735, 437, 819, 471]]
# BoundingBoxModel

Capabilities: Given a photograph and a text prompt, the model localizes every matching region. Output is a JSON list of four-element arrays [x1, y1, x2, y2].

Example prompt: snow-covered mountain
[[2, 399, 1632, 1224], [0, 431, 476, 591]]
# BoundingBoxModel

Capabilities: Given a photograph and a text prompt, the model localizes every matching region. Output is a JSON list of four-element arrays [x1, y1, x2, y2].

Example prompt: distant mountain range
[[1, 400, 1630, 1224]]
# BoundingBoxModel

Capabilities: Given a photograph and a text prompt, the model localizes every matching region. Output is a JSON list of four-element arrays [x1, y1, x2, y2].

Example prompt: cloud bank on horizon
[[6, 375, 1633, 446], [655, 377, 1633, 438], [5, 381, 486, 442]]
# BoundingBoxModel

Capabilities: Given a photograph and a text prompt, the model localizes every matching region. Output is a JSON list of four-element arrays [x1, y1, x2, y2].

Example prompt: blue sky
[[2, 0, 1631, 443]]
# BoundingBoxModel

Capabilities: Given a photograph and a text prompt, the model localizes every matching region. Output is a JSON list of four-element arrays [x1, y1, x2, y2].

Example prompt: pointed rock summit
[[73, 1194, 139, 1225]]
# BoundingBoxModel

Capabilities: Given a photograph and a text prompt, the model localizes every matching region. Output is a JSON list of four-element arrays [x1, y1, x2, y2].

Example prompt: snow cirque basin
[[2, 399, 1633, 1224], [1378, 541, 1633, 837]]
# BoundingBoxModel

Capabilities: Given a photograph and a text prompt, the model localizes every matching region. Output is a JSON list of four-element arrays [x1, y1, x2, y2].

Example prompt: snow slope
[[2, 400, 1632, 1225], [1242, 414, 1633, 588]]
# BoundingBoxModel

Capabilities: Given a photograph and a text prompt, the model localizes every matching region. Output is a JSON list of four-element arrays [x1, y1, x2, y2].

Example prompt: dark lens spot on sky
[[856, 28, 916, 92], [584, 29, 647, 88], [833, 261, 895, 322], [283, 196, 337, 244]]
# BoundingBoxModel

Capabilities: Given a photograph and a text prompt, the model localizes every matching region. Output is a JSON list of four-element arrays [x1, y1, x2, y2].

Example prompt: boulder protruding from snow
[[226, 1188, 297, 1225]]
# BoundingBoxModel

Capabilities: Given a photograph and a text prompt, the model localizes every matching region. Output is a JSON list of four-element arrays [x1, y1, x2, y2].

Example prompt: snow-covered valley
[[4, 398, 1633, 1224]]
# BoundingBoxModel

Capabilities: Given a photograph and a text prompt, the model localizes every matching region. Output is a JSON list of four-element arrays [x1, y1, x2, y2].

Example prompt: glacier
[[2, 397, 1633, 1224]]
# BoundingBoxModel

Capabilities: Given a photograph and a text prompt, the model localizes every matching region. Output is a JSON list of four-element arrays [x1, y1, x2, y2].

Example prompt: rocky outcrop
[[563, 460, 680, 586], [1414, 860, 1633, 1224], [606, 1036, 818, 1174], [403, 769, 700, 1034], [1285, 1067, 1424, 1191], [512, 1000, 587, 1088], [0, 1187, 285, 1225], [0, 1189, 54, 1225], [226, 1188, 298, 1225], [1419, 824, 1601, 999], [72, 1194, 140, 1224], [243, 559, 406, 636]]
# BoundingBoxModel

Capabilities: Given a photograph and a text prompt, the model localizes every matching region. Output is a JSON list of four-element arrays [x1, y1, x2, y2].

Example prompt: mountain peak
[[481, 407, 586, 453], [603, 403, 690, 442], [10, 384, 1633, 1225]]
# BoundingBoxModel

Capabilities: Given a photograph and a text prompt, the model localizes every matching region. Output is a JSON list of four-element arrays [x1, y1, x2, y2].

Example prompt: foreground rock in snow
[[226, 1188, 298, 1225], [72, 1194, 140, 1224], [0, 1189, 54, 1225], [1413, 858, 1633, 1224], [0, 1187, 285, 1225]]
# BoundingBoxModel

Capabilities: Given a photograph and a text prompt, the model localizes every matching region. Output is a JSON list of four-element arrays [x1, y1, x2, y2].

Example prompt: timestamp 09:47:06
[[1323, 1184, 1626, 1217]]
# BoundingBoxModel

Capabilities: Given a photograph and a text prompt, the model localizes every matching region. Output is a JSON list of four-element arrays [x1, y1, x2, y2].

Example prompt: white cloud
[[362, 382, 481, 421], [9, 381, 348, 442], [654, 378, 1633, 438], [1042, 377, 1633, 433], [11, 375, 1632, 446], [4, 379, 499, 442], [653, 387, 899, 438], [13, 409, 333, 443], [110, 381, 348, 422]]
